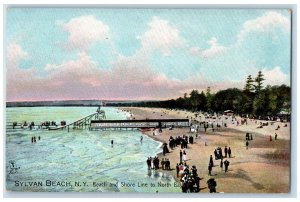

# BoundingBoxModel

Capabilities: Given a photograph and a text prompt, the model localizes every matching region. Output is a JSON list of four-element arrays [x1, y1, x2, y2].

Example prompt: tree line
[[108, 71, 290, 117]]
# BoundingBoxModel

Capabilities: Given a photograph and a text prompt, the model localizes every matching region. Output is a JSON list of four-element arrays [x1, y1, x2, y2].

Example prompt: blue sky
[[6, 8, 291, 101]]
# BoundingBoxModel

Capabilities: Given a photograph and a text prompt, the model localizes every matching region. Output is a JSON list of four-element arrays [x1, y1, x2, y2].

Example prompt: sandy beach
[[120, 107, 290, 193]]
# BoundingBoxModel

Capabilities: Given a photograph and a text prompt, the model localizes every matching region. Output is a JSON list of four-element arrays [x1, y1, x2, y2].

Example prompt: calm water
[[6, 107, 180, 192]]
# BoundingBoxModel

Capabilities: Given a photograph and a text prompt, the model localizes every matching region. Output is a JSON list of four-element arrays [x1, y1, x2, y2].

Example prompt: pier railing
[[49, 112, 102, 132], [90, 119, 190, 130]]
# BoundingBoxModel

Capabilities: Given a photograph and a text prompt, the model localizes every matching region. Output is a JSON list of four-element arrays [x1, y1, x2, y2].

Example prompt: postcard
[[5, 7, 291, 193]]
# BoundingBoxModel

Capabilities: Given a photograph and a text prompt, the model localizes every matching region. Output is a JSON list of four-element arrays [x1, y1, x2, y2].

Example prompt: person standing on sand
[[246, 141, 249, 149], [245, 133, 249, 141], [183, 150, 187, 162], [218, 147, 223, 158], [208, 164, 212, 176], [176, 163, 179, 177], [165, 159, 170, 170], [224, 146, 228, 158], [180, 150, 183, 162], [224, 160, 230, 172], [214, 149, 218, 160], [161, 158, 165, 170], [275, 133, 278, 140], [192, 165, 197, 177], [194, 175, 201, 193], [209, 155, 214, 167], [228, 147, 232, 158], [270, 135, 272, 141], [220, 159, 223, 171], [207, 178, 217, 193]]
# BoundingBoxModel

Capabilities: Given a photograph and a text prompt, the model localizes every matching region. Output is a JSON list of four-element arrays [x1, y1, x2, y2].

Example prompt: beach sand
[[120, 107, 290, 193]]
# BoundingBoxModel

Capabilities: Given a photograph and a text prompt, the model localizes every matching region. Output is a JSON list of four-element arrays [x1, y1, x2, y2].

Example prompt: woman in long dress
[[183, 150, 187, 162]]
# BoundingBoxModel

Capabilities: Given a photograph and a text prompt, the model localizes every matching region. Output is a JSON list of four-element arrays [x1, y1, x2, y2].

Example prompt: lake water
[[6, 107, 180, 192]]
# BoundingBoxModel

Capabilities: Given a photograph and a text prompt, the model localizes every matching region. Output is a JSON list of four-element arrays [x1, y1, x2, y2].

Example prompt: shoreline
[[120, 107, 290, 193]]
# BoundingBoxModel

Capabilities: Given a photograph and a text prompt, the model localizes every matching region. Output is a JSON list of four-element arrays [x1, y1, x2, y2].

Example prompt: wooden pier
[[49, 112, 103, 132], [7, 106, 190, 132], [90, 119, 190, 130], [7, 106, 106, 132]]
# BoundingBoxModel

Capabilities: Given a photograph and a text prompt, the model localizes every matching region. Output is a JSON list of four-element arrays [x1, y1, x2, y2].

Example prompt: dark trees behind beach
[[108, 72, 290, 117]]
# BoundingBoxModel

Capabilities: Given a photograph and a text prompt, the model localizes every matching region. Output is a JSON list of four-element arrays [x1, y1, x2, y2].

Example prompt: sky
[[6, 8, 291, 101]]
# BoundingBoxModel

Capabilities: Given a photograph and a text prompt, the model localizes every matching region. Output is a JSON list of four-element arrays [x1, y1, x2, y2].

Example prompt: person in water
[[111, 140, 114, 147]]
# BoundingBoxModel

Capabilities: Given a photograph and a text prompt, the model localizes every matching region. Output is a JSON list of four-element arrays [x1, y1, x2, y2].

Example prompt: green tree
[[242, 75, 256, 115], [206, 87, 211, 96], [199, 91, 207, 111], [255, 71, 265, 93], [183, 93, 190, 110], [252, 87, 278, 116], [252, 71, 266, 115], [244, 75, 255, 92], [253, 90, 267, 116], [206, 87, 212, 112], [184, 93, 188, 99], [189, 90, 200, 111], [211, 88, 243, 113], [175, 97, 185, 109]]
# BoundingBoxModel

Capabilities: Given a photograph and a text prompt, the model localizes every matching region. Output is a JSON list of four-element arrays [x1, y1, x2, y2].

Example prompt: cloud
[[6, 44, 241, 101], [6, 42, 43, 101], [139, 16, 185, 56], [62, 15, 109, 50], [7, 42, 28, 67], [238, 11, 291, 42], [261, 66, 289, 86], [45, 51, 102, 87], [190, 37, 228, 59]]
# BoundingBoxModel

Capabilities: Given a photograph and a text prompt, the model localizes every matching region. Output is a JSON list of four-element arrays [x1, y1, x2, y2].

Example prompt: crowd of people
[[176, 163, 202, 193], [150, 130, 227, 193], [147, 126, 236, 193], [168, 135, 194, 150], [213, 146, 232, 160], [146, 156, 172, 170], [12, 120, 67, 130], [209, 146, 232, 176]]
